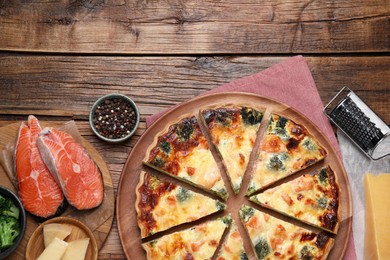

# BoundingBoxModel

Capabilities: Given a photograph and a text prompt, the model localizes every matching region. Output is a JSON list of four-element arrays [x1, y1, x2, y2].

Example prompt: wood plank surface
[[0, 55, 388, 122], [0, 0, 389, 54], [0, 54, 388, 259]]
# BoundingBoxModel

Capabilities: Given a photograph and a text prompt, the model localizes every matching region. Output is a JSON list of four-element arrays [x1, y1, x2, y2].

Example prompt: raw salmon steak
[[37, 127, 104, 210], [15, 115, 65, 219]]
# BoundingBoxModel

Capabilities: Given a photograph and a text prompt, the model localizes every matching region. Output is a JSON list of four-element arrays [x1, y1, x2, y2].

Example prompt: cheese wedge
[[43, 223, 72, 247], [37, 237, 68, 260], [365, 173, 390, 260], [62, 238, 90, 260]]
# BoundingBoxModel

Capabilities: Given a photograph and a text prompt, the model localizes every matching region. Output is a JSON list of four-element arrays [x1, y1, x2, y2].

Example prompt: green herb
[[240, 252, 249, 260], [279, 152, 289, 161], [176, 120, 194, 141], [276, 116, 288, 128], [267, 155, 284, 171], [216, 201, 226, 211], [246, 183, 257, 195], [317, 197, 328, 209], [254, 237, 271, 259], [176, 187, 191, 202], [217, 189, 229, 201], [239, 205, 255, 222], [149, 239, 158, 246], [303, 139, 317, 151], [159, 141, 171, 154], [300, 245, 314, 260], [318, 168, 328, 184], [241, 107, 263, 125], [152, 157, 165, 168], [221, 215, 232, 226]]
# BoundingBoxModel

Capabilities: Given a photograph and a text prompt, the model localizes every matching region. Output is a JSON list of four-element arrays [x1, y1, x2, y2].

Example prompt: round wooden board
[[117, 92, 352, 260], [26, 216, 98, 260], [0, 121, 115, 260]]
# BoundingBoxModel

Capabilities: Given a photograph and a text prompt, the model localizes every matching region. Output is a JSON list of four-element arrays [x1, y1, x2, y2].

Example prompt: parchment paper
[[337, 129, 390, 259]]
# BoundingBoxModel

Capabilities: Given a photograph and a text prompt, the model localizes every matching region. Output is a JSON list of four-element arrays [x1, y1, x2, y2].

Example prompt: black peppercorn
[[93, 97, 138, 140]]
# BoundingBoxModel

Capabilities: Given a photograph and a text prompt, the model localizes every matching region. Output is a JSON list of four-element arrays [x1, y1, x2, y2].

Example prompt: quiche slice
[[216, 219, 248, 260], [200, 106, 264, 194], [144, 114, 228, 200], [250, 166, 340, 234], [239, 205, 334, 260], [135, 171, 226, 238], [247, 113, 327, 195], [142, 215, 232, 260]]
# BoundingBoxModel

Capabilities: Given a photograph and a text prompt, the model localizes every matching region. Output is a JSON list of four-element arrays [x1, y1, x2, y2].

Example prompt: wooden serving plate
[[0, 121, 115, 260], [117, 92, 352, 260], [26, 216, 98, 260]]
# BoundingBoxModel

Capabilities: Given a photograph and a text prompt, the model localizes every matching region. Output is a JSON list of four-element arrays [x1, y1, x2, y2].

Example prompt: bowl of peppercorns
[[89, 93, 140, 143]]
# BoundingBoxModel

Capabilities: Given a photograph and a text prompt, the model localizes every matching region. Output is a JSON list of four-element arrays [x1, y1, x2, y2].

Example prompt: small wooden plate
[[25, 216, 98, 260]]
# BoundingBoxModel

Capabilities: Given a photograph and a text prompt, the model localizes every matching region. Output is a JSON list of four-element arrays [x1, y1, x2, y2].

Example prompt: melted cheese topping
[[201, 106, 262, 194], [146, 116, 228, 199], [250, 166, 339, 233], [136, 172, 225, 238], [247, 114, 326, 194], [152, 186, 223, 235], [212, 121, 259, 193], [216, 221, 247, 260], [178, 146, 225, 194], [239, 205, 334, 259], [143, 217, 229, 260]]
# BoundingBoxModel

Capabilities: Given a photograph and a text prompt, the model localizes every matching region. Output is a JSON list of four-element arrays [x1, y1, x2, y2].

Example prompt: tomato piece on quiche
[[216, 219, 248, 260], [144, 115, 228, 200], [142, 215, 232, 260], [135, 171, 226, 238], [200, 106, 264, 194], [250, 165, 340, 234], [246, 114, 327, 195], [239, 205, 334, 259]]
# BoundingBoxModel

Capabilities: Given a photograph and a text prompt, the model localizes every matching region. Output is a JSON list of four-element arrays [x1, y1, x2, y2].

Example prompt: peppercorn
[[93, 97, 137, 139]]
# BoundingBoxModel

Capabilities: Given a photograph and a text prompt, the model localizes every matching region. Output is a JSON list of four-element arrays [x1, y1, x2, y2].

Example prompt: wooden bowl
[[26, 216, 98, 260]]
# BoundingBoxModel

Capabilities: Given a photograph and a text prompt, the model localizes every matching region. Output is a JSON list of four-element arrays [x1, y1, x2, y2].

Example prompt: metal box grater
[[324, 87, 389, 160]]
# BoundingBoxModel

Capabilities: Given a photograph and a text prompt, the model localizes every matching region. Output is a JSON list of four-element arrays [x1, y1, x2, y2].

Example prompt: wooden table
[[0, 1, 389, 259]]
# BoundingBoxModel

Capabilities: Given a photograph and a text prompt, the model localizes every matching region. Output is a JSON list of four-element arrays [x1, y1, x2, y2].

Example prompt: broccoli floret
[[0, 215, 20, 251], [0, 195, 20, 219]]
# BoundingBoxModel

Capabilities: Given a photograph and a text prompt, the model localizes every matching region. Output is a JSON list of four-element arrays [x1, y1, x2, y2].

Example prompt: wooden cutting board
[[0, 120, 115, 260], [117, 92, 352, 260]]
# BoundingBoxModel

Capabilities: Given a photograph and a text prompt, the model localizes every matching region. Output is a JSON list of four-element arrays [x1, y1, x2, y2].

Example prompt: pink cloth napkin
[[146, 55, 356, 259]]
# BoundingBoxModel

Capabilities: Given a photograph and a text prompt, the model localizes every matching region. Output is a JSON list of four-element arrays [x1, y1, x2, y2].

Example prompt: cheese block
[[43, 223, 72, 247], [37, 237, 68, 260], [365, 173, 390, 260], [62, 238, 90, 260]]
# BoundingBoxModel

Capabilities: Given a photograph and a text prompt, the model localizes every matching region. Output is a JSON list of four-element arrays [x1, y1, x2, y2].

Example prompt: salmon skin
[[37, 127, 104, 210], [15, 115, 65, 219]]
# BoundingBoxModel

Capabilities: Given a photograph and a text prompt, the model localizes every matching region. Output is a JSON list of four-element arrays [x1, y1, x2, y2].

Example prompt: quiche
[[247, 114, 327, 195], [200, 106, 264, 194], [239, 205, 334, 260], [135, 171, 226, 238], [216, 219, 248, 260], [142, 215, 232, 260], [250, 166, 340, 234], [144, 114, 228, 200]]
